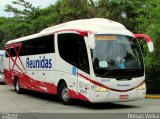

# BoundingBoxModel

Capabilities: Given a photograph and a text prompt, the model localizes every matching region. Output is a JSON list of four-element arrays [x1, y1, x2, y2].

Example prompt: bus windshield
[[91, 34, 144, 78]]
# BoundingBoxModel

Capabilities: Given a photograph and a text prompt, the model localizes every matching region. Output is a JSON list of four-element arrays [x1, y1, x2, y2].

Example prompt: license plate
[[119, 95, 128, 100]]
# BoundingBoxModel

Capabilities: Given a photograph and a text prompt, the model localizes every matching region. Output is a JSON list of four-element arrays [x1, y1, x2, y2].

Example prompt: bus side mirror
[[87, 32, 96, 49], [134, 34, 154, 52]]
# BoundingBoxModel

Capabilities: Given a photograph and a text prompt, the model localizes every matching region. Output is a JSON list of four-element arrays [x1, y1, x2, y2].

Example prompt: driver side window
[[58, 33, 89, 74]]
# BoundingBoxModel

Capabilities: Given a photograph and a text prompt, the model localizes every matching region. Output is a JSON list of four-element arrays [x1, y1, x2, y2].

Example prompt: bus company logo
[[117, 84, 130, 87], [26, 56, 52, 69]]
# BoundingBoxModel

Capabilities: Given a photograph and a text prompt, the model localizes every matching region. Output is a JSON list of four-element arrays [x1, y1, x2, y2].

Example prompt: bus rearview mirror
[[134, 34, 154, 52], [87, 33, 96, 49]]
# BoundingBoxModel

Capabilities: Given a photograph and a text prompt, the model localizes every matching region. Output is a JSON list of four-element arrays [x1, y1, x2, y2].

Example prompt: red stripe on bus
[[4, 69, 88, 101], [69, 89, 89, 101], [4, 69, 57, 95], [134, 34, 152, 43], [4, 43, 26, 74], [77, 73, 145, 92], [54, 29, 93, 36]]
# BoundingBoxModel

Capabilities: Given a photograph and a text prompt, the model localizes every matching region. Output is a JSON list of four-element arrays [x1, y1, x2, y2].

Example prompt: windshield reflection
[[91, 34, 144, 78]]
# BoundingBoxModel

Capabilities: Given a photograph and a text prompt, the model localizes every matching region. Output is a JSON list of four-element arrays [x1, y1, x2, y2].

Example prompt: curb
[[145, 95, 160, 99]]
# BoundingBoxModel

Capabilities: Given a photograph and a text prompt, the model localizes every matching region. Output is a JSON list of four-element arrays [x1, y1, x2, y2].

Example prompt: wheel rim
[[62, 87, 70, 101], [15, 80, 19, 91]]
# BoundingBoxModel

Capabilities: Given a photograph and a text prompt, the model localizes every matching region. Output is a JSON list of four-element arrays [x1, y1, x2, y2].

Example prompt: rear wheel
[[14, 78, 22, 94], [59, 83, 72, 105]]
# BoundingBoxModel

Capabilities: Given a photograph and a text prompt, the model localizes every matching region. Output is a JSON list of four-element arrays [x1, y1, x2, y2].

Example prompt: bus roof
[[6, 18, 133, 45]]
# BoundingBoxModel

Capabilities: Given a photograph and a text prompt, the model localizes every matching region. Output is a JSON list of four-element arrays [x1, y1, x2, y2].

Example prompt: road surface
[[0, 81, 160, 119]]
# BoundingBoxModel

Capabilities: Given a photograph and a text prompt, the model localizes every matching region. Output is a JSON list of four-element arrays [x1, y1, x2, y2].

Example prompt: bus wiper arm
[[102, 69, 116, 77]]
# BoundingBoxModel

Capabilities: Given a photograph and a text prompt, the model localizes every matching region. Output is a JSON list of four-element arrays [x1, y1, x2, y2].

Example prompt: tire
[[14, 78, 22, 94], [59, 83, 72, 105]]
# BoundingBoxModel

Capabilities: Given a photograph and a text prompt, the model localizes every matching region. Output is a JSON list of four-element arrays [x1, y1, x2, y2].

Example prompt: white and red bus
[[0, 50, 5, 80], [0, 50, 5, 74], [4, 18, 154, 104]]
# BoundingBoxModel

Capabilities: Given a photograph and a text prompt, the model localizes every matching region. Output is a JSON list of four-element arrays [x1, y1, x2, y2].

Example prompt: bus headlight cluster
[[137, 83, 146, 90], [91, 84, 109, 92]]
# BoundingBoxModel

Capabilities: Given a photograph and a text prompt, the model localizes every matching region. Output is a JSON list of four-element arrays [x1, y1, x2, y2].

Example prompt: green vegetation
[[0, 0, 160, 92]]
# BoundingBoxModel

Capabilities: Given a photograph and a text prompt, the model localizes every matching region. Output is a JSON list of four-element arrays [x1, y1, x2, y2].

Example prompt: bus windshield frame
[[91, 34, 144, 78]]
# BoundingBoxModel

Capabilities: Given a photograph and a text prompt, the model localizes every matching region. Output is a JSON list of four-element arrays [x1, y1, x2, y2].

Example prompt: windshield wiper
[[101, 69, 117, 77]]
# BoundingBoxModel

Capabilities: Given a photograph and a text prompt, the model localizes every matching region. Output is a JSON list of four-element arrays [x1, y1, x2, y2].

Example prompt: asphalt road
[[0, 80, 160, 119]]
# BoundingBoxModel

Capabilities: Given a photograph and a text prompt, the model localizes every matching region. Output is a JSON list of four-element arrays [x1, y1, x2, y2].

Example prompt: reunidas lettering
[[26, 56, 52, 69]]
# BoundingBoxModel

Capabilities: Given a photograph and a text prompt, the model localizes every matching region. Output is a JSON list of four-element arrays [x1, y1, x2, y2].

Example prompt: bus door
[[57, 32, 90, 99], [76, 35, 90, 100]]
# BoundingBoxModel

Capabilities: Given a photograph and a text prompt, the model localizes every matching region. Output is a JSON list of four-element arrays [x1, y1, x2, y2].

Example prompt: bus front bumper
[[89, 88, 146, 103]]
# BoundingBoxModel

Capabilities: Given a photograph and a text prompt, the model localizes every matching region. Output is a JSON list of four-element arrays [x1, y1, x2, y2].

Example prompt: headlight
[[91, 84, 109, 92], [137, 83, 146, 90]]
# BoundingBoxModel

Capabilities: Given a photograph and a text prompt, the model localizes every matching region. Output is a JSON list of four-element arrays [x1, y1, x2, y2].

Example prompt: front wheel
[[59, 83, 72, 105]]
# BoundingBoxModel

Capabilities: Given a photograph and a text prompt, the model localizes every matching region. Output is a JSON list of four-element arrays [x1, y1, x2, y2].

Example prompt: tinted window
[[5, 52, 8, 57], [5, 34, 54, 57], [5, 47, 18, 57], [5, 49, 13, 57], [92, 34, 144, 78], [20, 34, 54, 56], [58, 33, 89, 73]]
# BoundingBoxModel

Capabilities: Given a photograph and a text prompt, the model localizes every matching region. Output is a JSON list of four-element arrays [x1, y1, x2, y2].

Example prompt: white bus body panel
[[4, 18, 146, 103]]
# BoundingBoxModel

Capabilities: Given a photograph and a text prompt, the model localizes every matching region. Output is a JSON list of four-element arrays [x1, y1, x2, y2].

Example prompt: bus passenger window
[[58, 33, 79, 67], [58, 33, 89, 74]]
